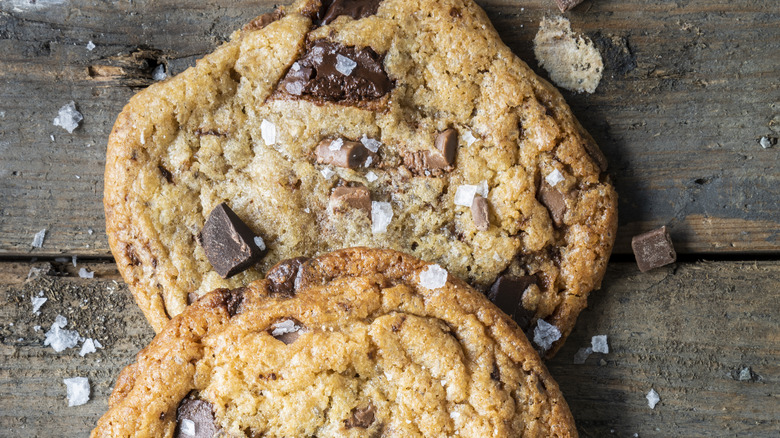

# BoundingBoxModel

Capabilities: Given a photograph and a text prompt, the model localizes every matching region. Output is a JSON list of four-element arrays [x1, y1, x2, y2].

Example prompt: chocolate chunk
[[222, 288, 246, 317], [555, 0, 585, 13], [278, 40, 391, 103], [434, 129, 458, 166], [321, 0, 382, 25], [243, 9, 284, 31], [471, 195, 489, 231], [158, 165, 174, 183], [344, 403, 375, 429], [198, 203, 267, 278], [582, 139, 608, 172], [266, 257, 310, 296], [176, 398, 218, 438], [316, 138, 376, 169], [270, 319, 305, 345], [487, 275, 537, 330], [631, 226, 677, 272], [330, 185, 371, 213], [538, 181, 567, 227]]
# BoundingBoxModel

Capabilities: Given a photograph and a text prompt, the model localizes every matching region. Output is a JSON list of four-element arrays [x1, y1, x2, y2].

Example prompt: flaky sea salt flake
[[545, 169, 565, 187], [454, 185, 478, 207], [31, 229, 47, 248], [360, 135, 382, 153], [335, 54, 357, 76], [271, 319, 300, 336], [261, 119, 276, 146], [54, 314, 67, 328], [419, 264, 448, 290], [320, 167, 336, 180], [181, 419, 196, 436], [591, 334, 609, 353], [45, 318, 81, 352], [152, 64, 167, 81], [64, 377, 90, 407], [462, 130, 477, 146], [78, 268, 94, 279], [646, 388, 660, 409], [371, 201, 393, 234], [476, 180, 489, 197], [328, 138, 344, 151], [53, 101, 83, 133], [79, 338, 100, 356], [365, 171, 378, 182], [86, 41, 95, 51], [253, 236, 266, 251], [31, 296, 47, 314], [533, 319, 561, 351]]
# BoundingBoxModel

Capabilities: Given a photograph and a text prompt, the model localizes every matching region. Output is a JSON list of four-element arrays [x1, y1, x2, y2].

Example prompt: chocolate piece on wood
[[631, 226, 677, 272], [198, 203, 267, 278]]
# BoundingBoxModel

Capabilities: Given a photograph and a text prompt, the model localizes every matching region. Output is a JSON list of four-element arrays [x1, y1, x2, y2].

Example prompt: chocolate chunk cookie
[[104, 0, 617, 355], [92, 249, 578, 437]]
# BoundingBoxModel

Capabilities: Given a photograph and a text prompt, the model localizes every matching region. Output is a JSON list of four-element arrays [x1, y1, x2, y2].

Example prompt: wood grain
[[0, 0, 777, 257], [0, 261, 777, 437]]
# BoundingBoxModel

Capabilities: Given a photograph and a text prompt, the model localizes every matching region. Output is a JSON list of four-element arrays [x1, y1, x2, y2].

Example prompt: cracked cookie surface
[[92, 248, 578, 438], [104, 0, 617, 355]]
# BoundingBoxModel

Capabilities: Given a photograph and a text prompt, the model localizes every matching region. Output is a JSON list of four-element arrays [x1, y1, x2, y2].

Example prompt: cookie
[[92, 248, 578, 437], [104, 0, 618, 355]]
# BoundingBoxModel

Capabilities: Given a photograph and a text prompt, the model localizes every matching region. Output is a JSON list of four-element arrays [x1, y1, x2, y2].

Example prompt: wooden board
[[0, 260, 777, 437], [1, 0, 778, 257]]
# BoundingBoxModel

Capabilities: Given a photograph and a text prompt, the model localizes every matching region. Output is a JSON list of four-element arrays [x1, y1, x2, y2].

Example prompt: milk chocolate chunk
[[243, 9, 284, 31], [488, 275, 537, 330], [471, 195, 489, 231], [344, 404, 376, 429], [199, 203, 267, 278], [321, 0, 382, 25], [176, 398, 218, 438], [434, 128, 458, 166], [331, 185, 371, 213], [538, 181, 567, 227], [278, 40, 391, 103], [316, 138, 376, 169], [631, 226, 677, 272], [266, 257, 310, 296]]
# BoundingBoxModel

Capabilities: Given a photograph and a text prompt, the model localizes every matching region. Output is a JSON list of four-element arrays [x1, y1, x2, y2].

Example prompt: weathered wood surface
[[1, 0, 778, 257], [1, 261, 777, 437]]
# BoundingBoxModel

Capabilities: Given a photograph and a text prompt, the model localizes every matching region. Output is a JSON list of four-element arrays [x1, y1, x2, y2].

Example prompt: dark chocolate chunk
[[434, 128, 458, 166], [270, 319, 305, 345], [223, 288, 246, 317], [316, 138, 376, 169], [243, 9, 284, 31], [471, 195, 489, 231], [176, 397, 218, 438], [538, 181, 567, 227], [344, 403, 376, 429], [321, 0, 382, 25], [555, 0, 585, 13], [278, 40, 391, 103], [330, 185, 372, 213], [631, 226, 676, 272], [199, 203, 267, 278], [487, 275, 537, 330], [266, 257, 310, 296]]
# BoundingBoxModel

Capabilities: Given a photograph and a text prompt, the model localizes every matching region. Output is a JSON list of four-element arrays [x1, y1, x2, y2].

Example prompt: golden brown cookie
[[104, 0, 617, 355], [92, 248, 578, 437]]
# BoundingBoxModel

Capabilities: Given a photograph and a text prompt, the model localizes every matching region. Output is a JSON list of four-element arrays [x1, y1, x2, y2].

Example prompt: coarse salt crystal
[[320, 167, 336, 179], [31, 296, 47, 314], [335, 54, 357, 76], [152, 64, 167, 81], [31, 229, 47, 248], [493, 252, 502, 262], [53, 101, 83, 134], [181, 418, 196, 436], [738, 367, 753, 381], [476, 180, 489, 197], [371, 201, 393, 234], [364, 155, 373, 167], [253, 236, 266, 251], [646, 388, 660, 409], [261, 119, 276, 146], [304, 207, 311, 213], [72, 255, 77, 267], [290, 62, 301, 72], [591, 334, 609, 353], [454, 185, 478, 207], [64, 377, 90, 407], [79, 338, 101, 357], [360, 135, 382, 153], [462, 130, 477, 146], [366, 171, 378, 182], [54, 314, 67, 328], [87, 228, 94, 235], [573, 347, 592, 364], [50, 134, 55, 141], [86, 41, 95, 51], [271, 319, 300, 337], [328, 138, 344, 151], [419, 264, 448, 290], [450, 411, 460, 419], [759, 136, 774, 149], [533, 319, 561, 351], [78, 268, 94, 279], [34, 325, 41, 332], [285, 80, 304, 95], [545, 169, 565, 186], [45, 318, 81, 352]]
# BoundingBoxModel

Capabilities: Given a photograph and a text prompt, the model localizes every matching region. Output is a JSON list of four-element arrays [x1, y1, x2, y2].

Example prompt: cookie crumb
[[419, 264, 448, 290], [64, 377, 90, 407], [53, 101, 84, 133], [31, 228, 47, 248], [591, 334, 609, 353], [533, 319, 561, 351], [534, 16, 603, 93], [371, 201, 393, 233], [646, 388, 660, 409]]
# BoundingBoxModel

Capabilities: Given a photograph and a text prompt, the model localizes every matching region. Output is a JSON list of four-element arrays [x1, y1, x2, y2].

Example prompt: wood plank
[[0, 260, 777, 436], [0, 0, 778, 258]]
